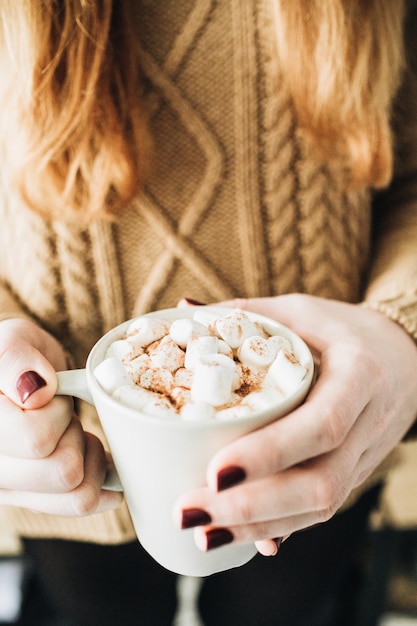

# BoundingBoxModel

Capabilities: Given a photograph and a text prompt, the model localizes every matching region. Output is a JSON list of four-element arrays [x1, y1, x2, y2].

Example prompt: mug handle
[[56, 369, 93, 404], [56, 370, 123, 492]]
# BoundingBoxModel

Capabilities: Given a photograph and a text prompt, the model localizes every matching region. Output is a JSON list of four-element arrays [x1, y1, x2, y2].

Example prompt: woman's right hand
[[0, 318, 122, 516]]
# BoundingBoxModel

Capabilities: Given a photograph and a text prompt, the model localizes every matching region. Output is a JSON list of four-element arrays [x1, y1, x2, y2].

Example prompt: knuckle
[[234, 494, 254, 524], [311, 471, 340, 514], [259, 420, 285, 465], [315, 405, 347, 452], [21, 423, 57, 459], [18, 399, 73, 460], [85, 433, 107, 475], [69, 484, 100, 517], [356, 337, 379, 369], [253, 520, 274, 540], [285, 293, 311, 313], [55, 449, 85, 491], [228, 298, 249, 311], [316, 506, 337, 524], [345, 335, 382, 381]]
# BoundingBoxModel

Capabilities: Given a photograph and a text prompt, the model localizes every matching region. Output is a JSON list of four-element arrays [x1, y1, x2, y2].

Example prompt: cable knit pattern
[[230, 0, 270, 296], [0, 0, 417, 543], [257, 6, 304, 295], [130, 38, 228, 314], [52, 221, 103, 362], [88, 220, 126, 331], [0, 196, 71, 338], [257, 5, 372, 301]]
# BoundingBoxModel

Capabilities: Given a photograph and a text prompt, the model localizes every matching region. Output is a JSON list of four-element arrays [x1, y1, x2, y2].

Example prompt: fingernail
[[206, 528, 234, 551], [217, 465, 246, 491], [274, 537, 283, 554], [181, 508, 212, 529], [16, 371, 47, 403], [184, 298, 206, 306], [263, 537, 282, 557]]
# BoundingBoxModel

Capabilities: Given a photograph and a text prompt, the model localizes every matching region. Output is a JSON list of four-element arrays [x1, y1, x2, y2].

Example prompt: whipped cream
[[94, 309, 309, 420]]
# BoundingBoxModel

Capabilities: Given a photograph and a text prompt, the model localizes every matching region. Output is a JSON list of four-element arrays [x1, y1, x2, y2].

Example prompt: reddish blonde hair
[[274, 0, 406, 188], [0, 0, 151, 221], [0, 0, 406, 220]]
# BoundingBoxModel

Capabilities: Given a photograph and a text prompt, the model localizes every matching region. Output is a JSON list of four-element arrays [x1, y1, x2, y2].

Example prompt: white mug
[[56, 307, 314, 577]]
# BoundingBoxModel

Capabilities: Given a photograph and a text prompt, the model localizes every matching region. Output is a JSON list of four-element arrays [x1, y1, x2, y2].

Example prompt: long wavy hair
[[0, 0, 407, 221]]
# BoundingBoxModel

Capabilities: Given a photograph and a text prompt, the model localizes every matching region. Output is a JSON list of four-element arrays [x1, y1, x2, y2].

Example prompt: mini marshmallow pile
[[93, 309, 308, 420]]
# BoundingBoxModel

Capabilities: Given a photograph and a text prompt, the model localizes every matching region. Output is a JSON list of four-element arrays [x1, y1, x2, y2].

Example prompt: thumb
[[215, 294, 332, 351], [0, 326, 59, 410], [15, 368, 54, 408]]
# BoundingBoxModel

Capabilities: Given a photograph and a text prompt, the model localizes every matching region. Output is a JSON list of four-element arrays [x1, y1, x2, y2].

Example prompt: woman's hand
[[174, 294, 417, 555], [0, 318, 122, 515]]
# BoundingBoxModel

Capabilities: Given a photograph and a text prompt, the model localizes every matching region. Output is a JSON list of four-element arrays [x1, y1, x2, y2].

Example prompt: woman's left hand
[[173, 294, 417, 556]]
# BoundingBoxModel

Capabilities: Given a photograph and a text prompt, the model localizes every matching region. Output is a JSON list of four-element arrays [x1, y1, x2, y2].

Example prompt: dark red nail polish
[[217, 466, 246, 491], [206, 528, 234, 551], [184, 298, 206, 306], [181, 508, 212, 529], [16, 371, 47, 403]]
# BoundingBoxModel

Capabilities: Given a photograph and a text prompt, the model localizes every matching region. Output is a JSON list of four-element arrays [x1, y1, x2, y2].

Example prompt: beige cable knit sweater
[[1, 0, 417, 544]]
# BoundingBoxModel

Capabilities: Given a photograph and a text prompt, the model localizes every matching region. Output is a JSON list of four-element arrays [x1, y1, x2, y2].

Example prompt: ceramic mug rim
[[85, 305, 315, 430]]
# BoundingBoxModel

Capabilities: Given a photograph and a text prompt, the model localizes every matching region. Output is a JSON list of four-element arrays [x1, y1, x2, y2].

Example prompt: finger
[[0, 417, 87, 492], [192, 511, 324, 552], [0, 394, 73, 458], [0, 333, 59, 410], [204, 361, 368, 491], [255, 537, 282, 557], [175, 453, 353, 534], [71, 432, 122, 515], [0, 433, 122, 516], [175, 403, 379, 544], [255, 536, 291, 556], [214, 294, 346, 347], [0, 318, 68, 368]]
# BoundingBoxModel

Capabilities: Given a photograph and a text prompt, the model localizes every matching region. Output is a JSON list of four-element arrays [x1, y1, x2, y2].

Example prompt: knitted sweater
[[1, 0, 417, 544]]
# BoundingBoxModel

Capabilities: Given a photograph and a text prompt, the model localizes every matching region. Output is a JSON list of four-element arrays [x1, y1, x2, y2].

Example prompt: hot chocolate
[[93, 309, 309, 421]]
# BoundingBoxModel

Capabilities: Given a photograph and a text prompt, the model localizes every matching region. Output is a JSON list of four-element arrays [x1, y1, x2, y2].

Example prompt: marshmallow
[[215, 310, 260, 349], [180, 402, 216, 421], [142, 396, 178, 419], [217, 339, 234, 359], [216, 387, 284, 419], [266, 350, 307, 395], [233, 362, 263, 391], [112, 385, 177, 419], [238, 335, 277, 369], [239, 387, 285, 412], [98, 310, 310, 419], [169, 318, 208, 349], [192, 309, 222, 332], [268, 334, 292, 354], [216, 403, 254, 420], [170, 386, 192, 409], [191, 353, 236, 406], [173, 367, 193, 389], [184, 335, 219, 371], [148, 335, 185, 372], [253, 321, 269, 338], [94, 358, 132, 394], [126, 317, 170, 349], [112, 384, 157, 410], [105, 339, 137, 360], [140, 368, 173, 395], [124, 353, 151, 384]]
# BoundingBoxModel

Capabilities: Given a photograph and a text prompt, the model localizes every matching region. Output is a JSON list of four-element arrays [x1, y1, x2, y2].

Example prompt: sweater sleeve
[[364, 18, 417, 342]]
